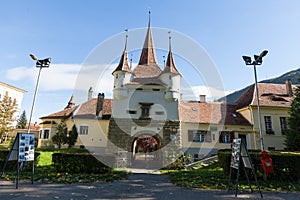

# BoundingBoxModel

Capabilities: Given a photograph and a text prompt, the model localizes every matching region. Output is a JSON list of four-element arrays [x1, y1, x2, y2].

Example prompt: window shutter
[[230, 132, 234, 142], [219, 131, 222, 143], [205, 131, 212, 142], [188, 130, 194, 142]]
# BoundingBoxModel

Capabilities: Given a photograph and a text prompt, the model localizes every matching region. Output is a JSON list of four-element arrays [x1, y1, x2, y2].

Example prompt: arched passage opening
[[131, 134, 162, 169]]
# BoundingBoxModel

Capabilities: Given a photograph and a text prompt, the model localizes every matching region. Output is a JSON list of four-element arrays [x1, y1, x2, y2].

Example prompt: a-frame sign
[[227, 138, 263, 198], [0, 133, 35, 189]]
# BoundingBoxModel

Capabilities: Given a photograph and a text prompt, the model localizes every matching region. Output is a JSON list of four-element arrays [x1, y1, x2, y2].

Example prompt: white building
[[0, 81, 26, 124]]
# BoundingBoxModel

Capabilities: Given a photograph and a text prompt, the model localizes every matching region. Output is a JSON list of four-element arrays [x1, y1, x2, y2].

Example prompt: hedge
[[0, 150, 40, 171], [52, 153, 115, 174], [217, 149, 300, 180]]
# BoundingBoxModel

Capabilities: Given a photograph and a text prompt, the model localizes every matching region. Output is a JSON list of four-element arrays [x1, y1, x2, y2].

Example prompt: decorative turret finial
[[148, 10, 151, 28], [168, 30, 172, 51], [124, 29, 128, 51]]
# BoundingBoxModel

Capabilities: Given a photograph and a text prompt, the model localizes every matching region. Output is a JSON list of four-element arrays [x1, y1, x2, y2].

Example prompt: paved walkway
[[1, 173, 300, 200]]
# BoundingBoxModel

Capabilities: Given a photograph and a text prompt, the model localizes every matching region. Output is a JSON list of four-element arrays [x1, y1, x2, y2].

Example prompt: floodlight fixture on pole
[[242, 50, 268, 151], [27, 54, 51, 134]]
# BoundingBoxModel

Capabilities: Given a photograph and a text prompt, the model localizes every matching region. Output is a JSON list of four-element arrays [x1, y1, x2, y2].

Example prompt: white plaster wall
[[159, 73, 180, 92], [112, 85, 179, 120], [0, 83, 25, 124]]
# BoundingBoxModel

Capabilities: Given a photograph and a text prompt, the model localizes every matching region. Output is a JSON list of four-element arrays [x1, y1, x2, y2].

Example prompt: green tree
[[52, 117, 68, 148], [285, 82, 300, 151], [17, 110, 27, 129], [67, 124, 78, 148], [0, 91, 18, 143]]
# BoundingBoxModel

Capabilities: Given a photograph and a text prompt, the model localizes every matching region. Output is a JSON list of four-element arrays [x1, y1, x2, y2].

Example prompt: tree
[[285, 82, 300, 151], [0, 91, 18, 143], [52, 117, 68, 148], [67, 124, 78, 148], [17, 110, 27, 129]]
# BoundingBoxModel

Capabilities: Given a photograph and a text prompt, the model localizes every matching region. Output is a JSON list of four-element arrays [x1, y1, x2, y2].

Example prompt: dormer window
[[139, 103, 153, 119]]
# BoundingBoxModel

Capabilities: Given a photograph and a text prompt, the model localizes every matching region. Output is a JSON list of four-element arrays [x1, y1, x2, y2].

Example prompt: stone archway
[[131, 134, 162, 169]]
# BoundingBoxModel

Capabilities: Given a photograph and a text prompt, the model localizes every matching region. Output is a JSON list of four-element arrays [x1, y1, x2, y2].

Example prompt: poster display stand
[[0, 133, 35, 189], [227, 138, 263, 198]]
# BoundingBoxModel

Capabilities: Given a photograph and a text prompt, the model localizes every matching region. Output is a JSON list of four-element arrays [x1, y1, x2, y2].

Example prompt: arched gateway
[[131, 133, 162, 169]]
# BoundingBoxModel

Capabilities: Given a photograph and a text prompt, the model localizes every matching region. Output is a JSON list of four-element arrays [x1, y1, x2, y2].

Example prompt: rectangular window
[[219, 131, 234, 143], [188, 130, 211, 143], [139, 103, 153, 119], [127, 110, 137, 114], [280, 117, 288, 134], [155, 111, 164, 115], [80, 126, 89, 135], [43, 129, 50, 139], [264, 116, 274, 134], [193, 132, 205, 142]]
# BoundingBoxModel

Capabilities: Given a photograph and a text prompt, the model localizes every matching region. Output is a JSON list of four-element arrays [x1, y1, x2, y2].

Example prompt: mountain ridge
[[220, 68, 300, 103]]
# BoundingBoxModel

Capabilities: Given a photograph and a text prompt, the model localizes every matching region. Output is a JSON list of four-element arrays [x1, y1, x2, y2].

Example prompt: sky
[[1, 0, 300, 123]]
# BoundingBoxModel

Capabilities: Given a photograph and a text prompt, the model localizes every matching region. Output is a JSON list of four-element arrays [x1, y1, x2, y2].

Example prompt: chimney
[[88, 87, 93, 101], [96, 93, 105, 117], [199, 95, 206, 103], [285, 79, 292, 97]]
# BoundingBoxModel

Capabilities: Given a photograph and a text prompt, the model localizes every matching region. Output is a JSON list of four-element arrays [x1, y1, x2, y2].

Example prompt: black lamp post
[[27, 54, 51, 134], [242, 50, 268, 151]]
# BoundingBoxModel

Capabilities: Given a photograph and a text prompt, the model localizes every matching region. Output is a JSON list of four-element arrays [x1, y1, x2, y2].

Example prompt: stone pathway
[[1, 173, 300, 199]]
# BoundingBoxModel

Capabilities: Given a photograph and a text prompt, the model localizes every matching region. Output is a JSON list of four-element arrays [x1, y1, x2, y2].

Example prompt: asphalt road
[[1, 173, 300, 200]]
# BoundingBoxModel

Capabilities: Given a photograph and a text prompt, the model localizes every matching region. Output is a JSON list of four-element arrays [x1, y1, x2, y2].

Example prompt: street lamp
[[242, 50, 268, 151], [27, 54, 51, 134]]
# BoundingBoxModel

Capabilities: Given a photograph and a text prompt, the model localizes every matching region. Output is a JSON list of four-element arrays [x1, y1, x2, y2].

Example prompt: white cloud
[[5, 63, 117, 93], [6, 64, 81, 91]]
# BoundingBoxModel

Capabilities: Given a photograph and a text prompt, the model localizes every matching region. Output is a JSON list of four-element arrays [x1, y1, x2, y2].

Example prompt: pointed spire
[[162, 31, 181, 76], [112, 30, 131, 74], [65, 95, 75, 109], [138, 11, 157, 65]]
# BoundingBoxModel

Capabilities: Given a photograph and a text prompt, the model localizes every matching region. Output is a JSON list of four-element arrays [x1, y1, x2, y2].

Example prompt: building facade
[[39, 20, 296, 166], [0, 81, 26, 123]]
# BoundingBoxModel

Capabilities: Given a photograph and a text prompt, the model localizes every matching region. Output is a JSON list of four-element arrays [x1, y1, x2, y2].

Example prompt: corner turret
[[112, 31, 133, 99], [159, 33, 181, 101]]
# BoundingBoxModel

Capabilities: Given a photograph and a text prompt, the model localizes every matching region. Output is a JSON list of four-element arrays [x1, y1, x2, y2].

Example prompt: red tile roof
[[235, 83, 296, 109], [161, 50, 181, 76], [129, 77, 166, 86], [138, 20, 157, 65], [179, 101, 251, 126], [40, 106, 78, 119], [112, 49, 132, 74], [132, 64, 162, 78], [74, 98, 112, 118], [40, 98, 112, 119]]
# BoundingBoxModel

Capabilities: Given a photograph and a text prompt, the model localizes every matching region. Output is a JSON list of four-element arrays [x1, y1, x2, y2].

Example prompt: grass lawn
[[165, 162, 300, 192], [2, 149, 127, 184]]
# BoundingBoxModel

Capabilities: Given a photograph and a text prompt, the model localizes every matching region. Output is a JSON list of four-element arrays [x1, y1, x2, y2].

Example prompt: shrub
[[0, 150, 40, 171], [52, 153, 114, 174], [217, 149, 300, 180]]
